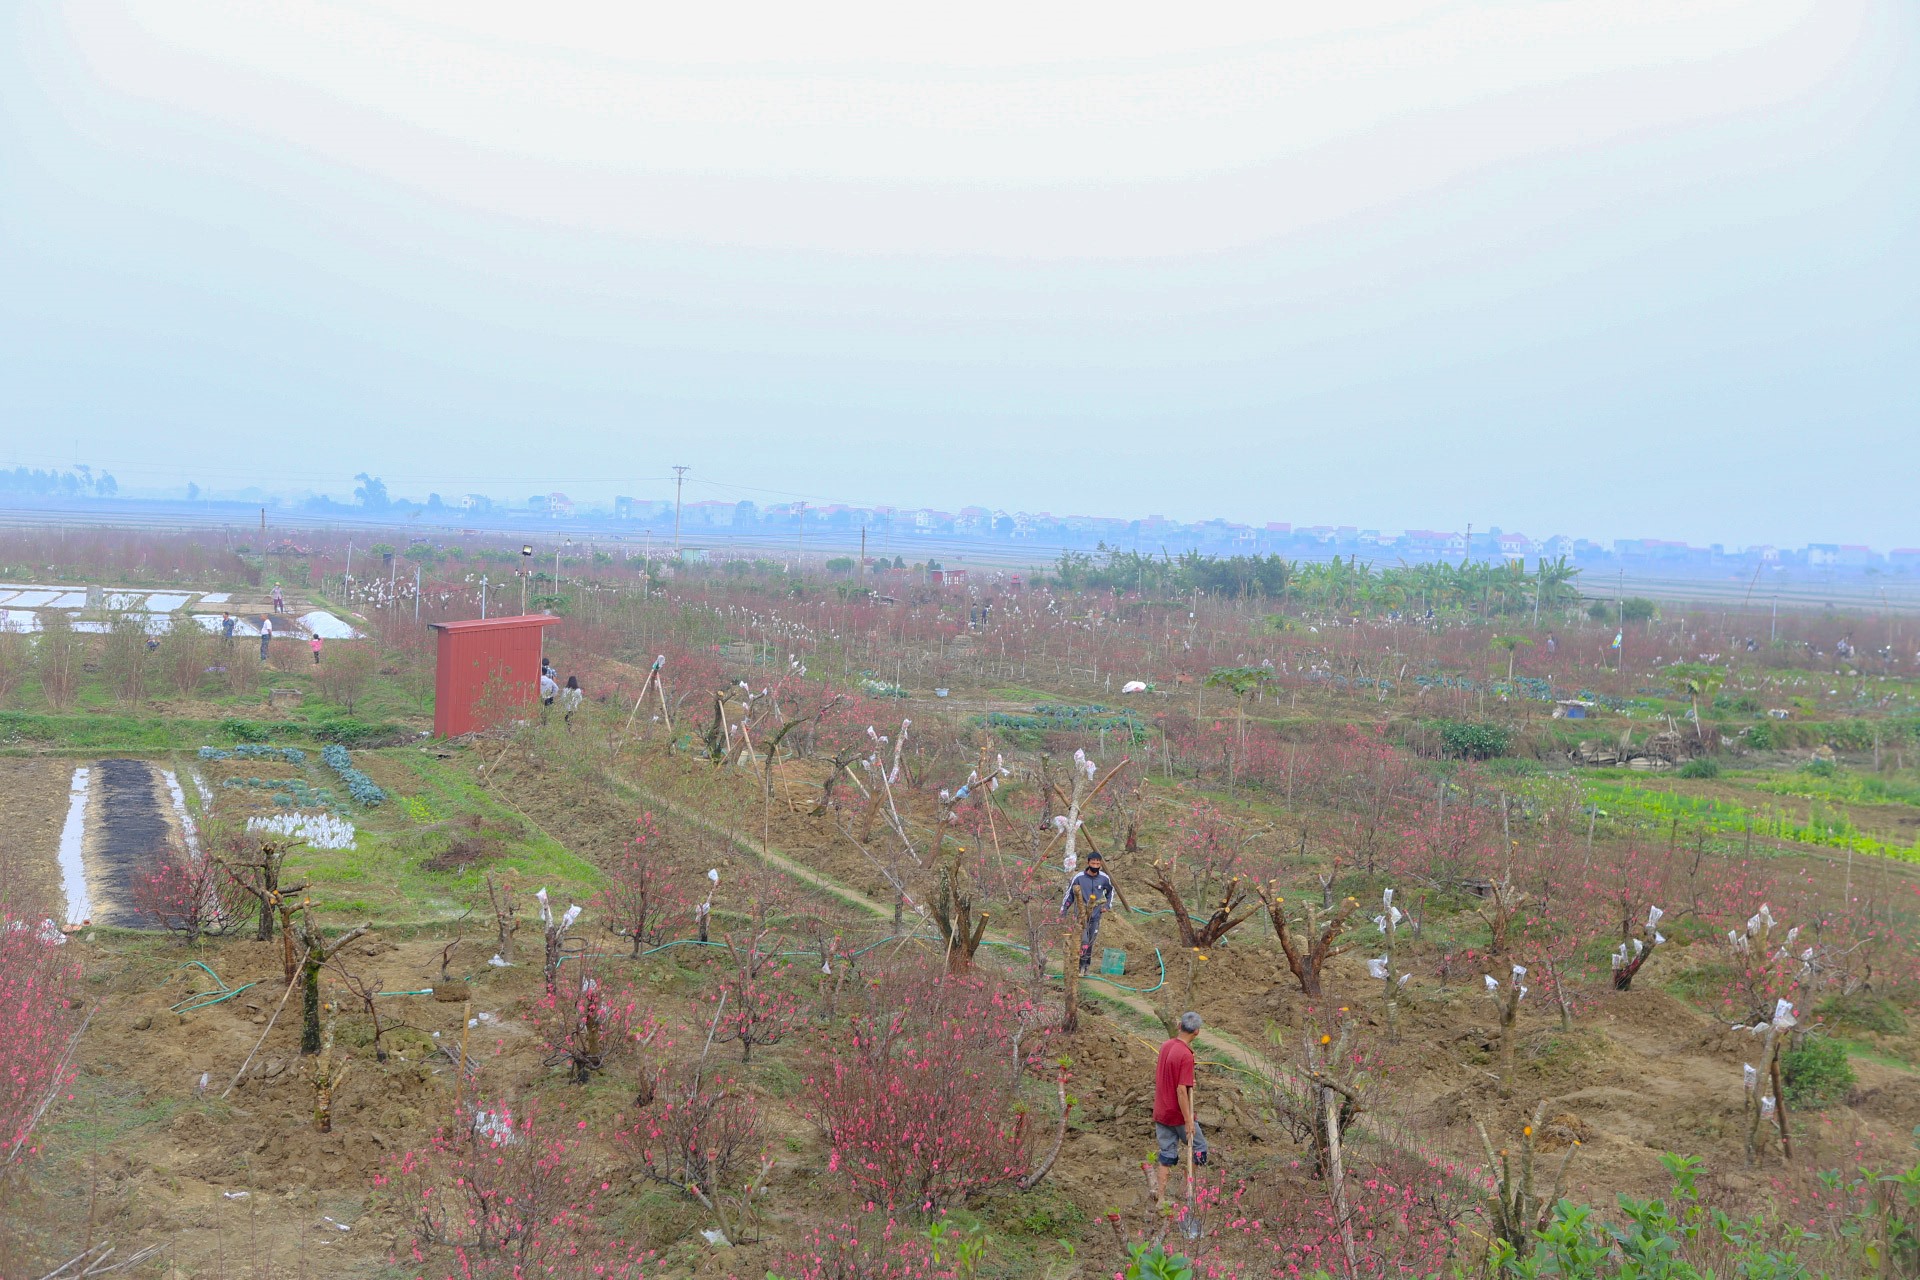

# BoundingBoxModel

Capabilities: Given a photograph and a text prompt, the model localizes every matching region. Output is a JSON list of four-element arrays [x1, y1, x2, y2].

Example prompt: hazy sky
[[2, 2, 1915, 546]]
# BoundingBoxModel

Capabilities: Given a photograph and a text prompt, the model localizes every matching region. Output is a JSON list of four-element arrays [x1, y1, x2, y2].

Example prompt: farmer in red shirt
[[1153, 1011, 1207, 1203]]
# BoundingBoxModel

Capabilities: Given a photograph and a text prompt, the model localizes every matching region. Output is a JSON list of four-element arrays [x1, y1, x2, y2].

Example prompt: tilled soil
[[0, 757, 73, 917]]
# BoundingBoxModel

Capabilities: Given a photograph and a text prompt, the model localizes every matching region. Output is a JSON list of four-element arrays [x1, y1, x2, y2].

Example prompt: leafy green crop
[[1434, 719, 1511, 760], [321, 744, 387, 807]]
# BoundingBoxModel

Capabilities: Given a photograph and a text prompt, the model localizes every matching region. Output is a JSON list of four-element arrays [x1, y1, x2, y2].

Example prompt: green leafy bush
[[1587, 598, 1657, 623], [1781, 1035, 1855, 1107], [1434, 720, 1511, 760], [220, 717, 290, 742], [312, 717, 404, 747], [1677, 757, 1720, 780]]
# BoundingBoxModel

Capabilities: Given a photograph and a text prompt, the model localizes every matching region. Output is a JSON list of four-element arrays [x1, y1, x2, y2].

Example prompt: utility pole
[[1771, 594, 1778, 645], [413, 565, 421, 624], [796, 501, 806, 560], [480, 576, 489, 620], [859, 525, 866, 578], [672, 465, 689, 553]]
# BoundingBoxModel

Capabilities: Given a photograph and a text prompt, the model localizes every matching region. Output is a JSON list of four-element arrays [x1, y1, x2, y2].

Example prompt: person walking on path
[[221, 612, 236, 645], [259, 617, 273, 661], [539, 669, 558, 719], [560, 675, 584, 726], [1060, 851, 1115, 977], [310, 635, 323, 665], [1152, 1011, 1207, 1206], [271, 585, 285, 613]]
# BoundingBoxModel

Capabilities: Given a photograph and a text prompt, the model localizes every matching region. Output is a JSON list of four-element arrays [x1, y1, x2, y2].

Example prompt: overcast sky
[[1, 2, 1915, 546]]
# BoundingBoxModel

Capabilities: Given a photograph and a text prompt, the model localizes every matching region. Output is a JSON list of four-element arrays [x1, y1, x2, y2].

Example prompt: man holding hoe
[[1153, 1011, 1208, 1209]]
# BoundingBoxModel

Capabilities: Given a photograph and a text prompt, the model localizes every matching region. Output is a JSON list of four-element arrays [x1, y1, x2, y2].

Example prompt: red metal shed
[[429, 615, 561, 738]]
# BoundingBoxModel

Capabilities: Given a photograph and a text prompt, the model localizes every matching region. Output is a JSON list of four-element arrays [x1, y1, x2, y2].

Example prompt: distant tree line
[[0, 466, 119, 498], [1050, 545, 1582, 616]]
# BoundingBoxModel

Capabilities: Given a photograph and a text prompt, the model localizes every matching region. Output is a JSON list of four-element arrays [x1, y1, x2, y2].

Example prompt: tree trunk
[[301, 953, 323, 1055], [1325, 1087, 1359, 1277]]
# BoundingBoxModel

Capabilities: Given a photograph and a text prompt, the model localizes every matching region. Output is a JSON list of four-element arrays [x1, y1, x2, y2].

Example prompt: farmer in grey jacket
[[1060, 852, 1116, 977]]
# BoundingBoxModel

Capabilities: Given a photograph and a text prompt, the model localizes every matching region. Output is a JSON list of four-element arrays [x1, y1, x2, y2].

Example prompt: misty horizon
[[2, 4, 1917, 549]]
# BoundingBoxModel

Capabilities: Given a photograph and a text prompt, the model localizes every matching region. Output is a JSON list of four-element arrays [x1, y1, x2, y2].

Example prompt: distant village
[[1, 463, 1912, 578]]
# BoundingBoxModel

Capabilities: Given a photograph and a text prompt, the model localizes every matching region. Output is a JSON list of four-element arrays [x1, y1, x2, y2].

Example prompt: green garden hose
[[170, 960, 262, 1014]]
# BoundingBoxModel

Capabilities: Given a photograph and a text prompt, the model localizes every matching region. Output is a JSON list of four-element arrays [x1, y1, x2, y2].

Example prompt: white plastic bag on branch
[[1367, 957, 1390, 980]]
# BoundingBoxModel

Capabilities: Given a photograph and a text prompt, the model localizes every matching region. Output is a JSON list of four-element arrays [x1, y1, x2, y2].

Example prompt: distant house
[[930, 568, 968, 586], [682, 500, 736, 528], [1496, 532, 1535, 560], [1402, 530, 1465, 557]]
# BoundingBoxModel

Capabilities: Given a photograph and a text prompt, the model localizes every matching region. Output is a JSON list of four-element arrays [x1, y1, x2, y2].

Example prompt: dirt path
[[603, 772, 1269, 1071]]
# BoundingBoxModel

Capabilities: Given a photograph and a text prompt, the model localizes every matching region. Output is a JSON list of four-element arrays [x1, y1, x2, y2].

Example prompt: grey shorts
[[1154, 1120, 1207, 1167]]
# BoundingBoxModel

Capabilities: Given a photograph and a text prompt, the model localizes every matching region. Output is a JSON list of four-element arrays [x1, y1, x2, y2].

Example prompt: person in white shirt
[[560, 675, 584, 726], [539, 670, 558, 718]]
